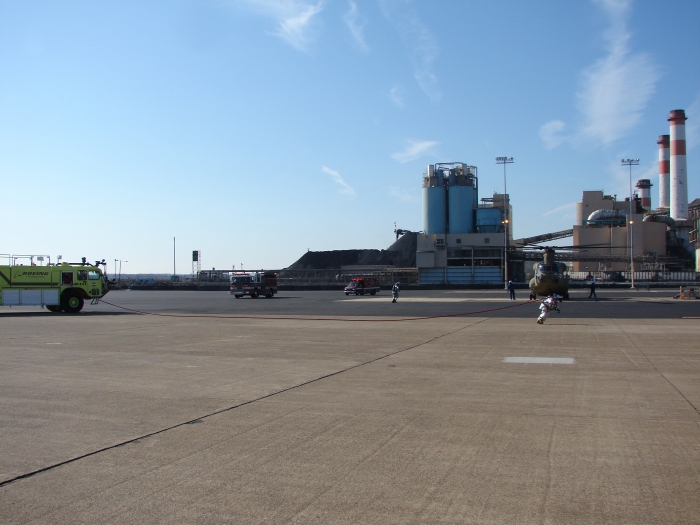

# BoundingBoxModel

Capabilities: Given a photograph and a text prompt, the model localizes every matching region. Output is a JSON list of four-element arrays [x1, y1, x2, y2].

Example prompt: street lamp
[[621, 159, 639, 289], [119, 260, 128, 283], [496, 156, 514, 288]]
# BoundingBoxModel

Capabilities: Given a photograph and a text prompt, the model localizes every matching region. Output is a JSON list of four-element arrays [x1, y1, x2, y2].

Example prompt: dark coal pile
[[286, 233, 416, 270]]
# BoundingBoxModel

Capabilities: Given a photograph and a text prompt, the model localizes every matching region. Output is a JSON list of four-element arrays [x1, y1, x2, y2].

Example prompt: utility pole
[[496, 157, 514, 289], [621, 159, 639, 289], [173, 237, 176, 277]]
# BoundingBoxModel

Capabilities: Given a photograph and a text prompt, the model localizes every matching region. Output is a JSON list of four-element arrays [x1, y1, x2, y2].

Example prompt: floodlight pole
[[496, 157, 514, 289], [621, 159, 639, 289]]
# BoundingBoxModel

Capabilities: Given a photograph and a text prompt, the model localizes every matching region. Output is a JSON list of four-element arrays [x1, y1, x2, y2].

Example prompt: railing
[[162, 268, 421, 287], [277, 268, 419, 287], [0, 254, 53, 266], [568, 271, 699, 283]]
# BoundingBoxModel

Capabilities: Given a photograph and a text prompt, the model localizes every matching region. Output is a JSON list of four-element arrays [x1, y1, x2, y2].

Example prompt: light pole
[[621, 159, 639, 289], [496, 156, 514, 288], [119, 260, 128, 283]]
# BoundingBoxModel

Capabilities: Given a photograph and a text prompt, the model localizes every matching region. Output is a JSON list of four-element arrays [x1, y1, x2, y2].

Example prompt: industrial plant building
[[416, 108, 698, 284], [416, 163, 512, 284], [574, 109, 697, 272]]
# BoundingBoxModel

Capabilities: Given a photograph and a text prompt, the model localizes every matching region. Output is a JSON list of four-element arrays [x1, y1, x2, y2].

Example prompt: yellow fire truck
[[0, 255, 109, 313]]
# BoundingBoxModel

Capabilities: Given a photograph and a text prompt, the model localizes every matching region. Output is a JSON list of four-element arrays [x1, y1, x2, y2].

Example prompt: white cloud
[[236, 0, 325, 51], [541, 202, 576, 219], [344, 1, 368, 52], [389, 186, 416, 202], [540, 0, 660, 149], [322, 166, 356, 197], [539, 120, 567, 150], [391, 139, 438, 163], [389, 85, 404, 107], [379, 0, 441, 102], [685, 92, 700, 151]]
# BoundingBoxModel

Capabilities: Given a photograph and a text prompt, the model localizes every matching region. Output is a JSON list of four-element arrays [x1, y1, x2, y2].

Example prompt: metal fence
[[276, 268, 419, 287], [568, 270, 699, 283]]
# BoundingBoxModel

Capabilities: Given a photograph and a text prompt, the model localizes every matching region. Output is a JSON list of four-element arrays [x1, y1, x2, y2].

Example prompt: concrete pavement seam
[[0, 319, 486, 489], [612, 319, 700, 417]]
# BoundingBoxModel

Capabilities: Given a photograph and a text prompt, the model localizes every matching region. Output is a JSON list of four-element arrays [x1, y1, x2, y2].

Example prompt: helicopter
[[526, 243, 617, 300], [528, 247, 570, 300]]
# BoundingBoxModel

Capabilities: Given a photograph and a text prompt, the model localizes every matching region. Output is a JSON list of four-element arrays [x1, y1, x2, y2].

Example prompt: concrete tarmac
[[1, 291, 700, 523]]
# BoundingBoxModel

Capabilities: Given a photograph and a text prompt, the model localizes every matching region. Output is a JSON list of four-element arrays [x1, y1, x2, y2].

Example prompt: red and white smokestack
[[657, 134, 670, 208], [635, 179, 652, 209], [668, 109, 688, 220]]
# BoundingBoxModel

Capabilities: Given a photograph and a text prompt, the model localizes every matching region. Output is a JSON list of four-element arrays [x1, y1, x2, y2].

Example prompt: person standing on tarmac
[[589, 278, 597, 300], [507, 280, 515, 300], [391, 282, 400, 303]]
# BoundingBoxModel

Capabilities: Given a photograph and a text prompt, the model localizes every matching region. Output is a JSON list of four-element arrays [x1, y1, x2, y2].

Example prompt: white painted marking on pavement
[[503, 357, 575, 364]]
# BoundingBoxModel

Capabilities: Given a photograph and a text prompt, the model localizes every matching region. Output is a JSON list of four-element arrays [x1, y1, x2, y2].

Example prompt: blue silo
[[476, 207, 503, 233], [447, 165, 477, 234], [422, 165, 447, 234]]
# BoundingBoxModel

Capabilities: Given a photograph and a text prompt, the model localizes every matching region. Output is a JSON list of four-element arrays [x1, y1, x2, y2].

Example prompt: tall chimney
[[657, 134, 670, 208], [635, 179, 652, 209], [668, 109, 688, 220]]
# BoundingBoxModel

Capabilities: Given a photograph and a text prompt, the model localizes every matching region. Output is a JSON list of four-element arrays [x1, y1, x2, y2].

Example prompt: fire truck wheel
[[266, 290, 274, 298], [61, 291, 84, 313], [46, 305, 62, 313], [370, 290, 376, 296], [234, 294, 242, 299], [251, 289, 259, 298]]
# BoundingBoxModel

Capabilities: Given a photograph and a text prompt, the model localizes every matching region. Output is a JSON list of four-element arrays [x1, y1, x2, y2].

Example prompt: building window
[[456, 239, 461, 244], [484, 238, 490, 244]]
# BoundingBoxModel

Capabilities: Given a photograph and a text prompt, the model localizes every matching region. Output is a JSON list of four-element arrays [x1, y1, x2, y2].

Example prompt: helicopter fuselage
[[528, 252, 570, 299]]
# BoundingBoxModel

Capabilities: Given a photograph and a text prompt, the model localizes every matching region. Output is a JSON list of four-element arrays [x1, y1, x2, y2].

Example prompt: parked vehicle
[[230, 271, 277, 298], [344, 277, 380, 296], [0, 255, 109, 313]]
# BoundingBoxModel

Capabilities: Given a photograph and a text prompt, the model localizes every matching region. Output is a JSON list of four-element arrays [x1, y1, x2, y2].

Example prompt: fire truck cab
[[230, 271, 277, 299], [0, 255, 109, 313]]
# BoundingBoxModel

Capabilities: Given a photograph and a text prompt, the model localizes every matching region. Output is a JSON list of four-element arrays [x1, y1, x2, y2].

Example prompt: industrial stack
[[668, 109, 689, 221], [649, 109, 698, 269], [575, 108, 697, 272]]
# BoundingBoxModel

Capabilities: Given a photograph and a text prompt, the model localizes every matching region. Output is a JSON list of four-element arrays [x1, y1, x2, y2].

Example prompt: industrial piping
[[643, 214, 676, 230], [669, 110, 688, 220], [586, 209, 628, 222]]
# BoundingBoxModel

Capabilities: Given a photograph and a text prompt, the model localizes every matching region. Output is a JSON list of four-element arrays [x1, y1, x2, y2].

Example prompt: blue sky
[[1, 0, 699, 274]]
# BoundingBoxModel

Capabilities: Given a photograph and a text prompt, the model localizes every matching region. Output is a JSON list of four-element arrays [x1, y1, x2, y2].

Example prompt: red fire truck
[[230, 271, 277, 298], [344, 277, 380, 296]]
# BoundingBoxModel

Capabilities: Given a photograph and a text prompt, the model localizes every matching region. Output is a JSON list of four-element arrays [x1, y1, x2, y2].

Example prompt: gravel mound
[[286, 233, 417, 269]]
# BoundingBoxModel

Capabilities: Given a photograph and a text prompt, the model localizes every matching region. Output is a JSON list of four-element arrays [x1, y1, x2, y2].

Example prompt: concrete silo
[[422, 164, 447, 234], [447, 164, 478, 234]]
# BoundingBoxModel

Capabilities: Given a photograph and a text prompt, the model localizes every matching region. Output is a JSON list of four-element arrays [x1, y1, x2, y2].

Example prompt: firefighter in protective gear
[[392, 282, 400, 303], [537, 294, 561, 324]]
